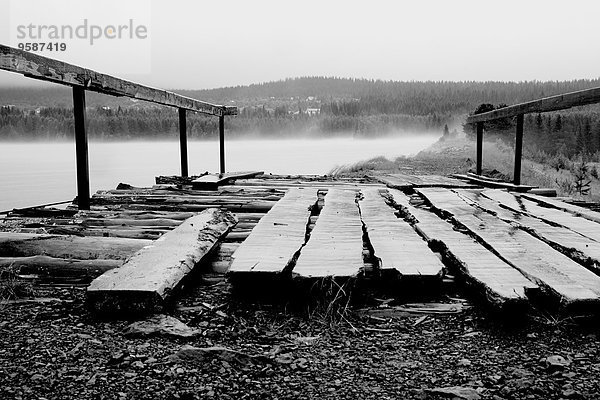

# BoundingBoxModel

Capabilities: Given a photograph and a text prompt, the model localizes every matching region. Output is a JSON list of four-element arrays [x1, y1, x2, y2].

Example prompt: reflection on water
[[0, 135, 438, 210]]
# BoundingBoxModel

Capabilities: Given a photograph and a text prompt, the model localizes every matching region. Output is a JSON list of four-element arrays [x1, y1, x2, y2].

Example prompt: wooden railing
[[0, 44, 237, 209], [465, 87, 600, 185]]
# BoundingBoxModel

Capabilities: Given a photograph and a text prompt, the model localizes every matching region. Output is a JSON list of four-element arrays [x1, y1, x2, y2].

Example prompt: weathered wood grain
[[228, 188, 317, 274], [418, 188, 600, 307], [466, 86, 600, 123], [0, 44, 236, 116], [457, 189, 600, 273], [86, 208, 237, 314], [191, 171, 264, 190], [358, 189, 443, 278], [521, 193, 600, 224], [292, 189, 364, 278], [387, 189, 537, 308], [374, 173, 475, 190]]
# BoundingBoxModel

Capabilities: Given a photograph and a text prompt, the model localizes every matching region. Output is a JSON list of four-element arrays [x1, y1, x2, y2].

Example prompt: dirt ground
[[1, 276, 599, 400]]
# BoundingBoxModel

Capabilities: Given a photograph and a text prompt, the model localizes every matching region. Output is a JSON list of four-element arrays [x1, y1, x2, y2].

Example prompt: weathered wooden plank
[[86, 208, 237, 314], [373, 173, 475, 190], [483, 190, 600, 243], [418, 188, 600, 307], [521, 193, 600, 224], [466, 86, 600, 123], [358, 189, 443, 278], [0, 255, 120, 282], [191, 171, 264, 190], [452, 174, 535, 191], [0, 232, 150, 260], [292, 189, 364, 278], [0, 45, 236, 116], [457, 189, 600, 273], [228, 188, 317, 274], [387, 189, 537, 308]]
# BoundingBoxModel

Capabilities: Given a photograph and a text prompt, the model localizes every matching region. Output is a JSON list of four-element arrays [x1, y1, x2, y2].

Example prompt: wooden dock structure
[[1, 173, 600, 315]]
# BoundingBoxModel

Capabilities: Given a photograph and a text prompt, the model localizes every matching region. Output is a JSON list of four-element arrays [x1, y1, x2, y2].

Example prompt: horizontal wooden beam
[[466, 86, 600, 123], [0, 44, 237, 117]]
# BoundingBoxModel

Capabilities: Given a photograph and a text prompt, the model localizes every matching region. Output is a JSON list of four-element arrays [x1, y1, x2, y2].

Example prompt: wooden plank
[[452, 174, 535, 191], [86, 208, 237, 314], [228, 188, 317, 274], [514, 114, 524, 185], [0, 232, 150, 260], [476, 122, 483, 175], [457, 189, 600, 274], [0, 44, 236, 116], [373, 173, 475, 190], [387, 189, 537, 308], [292, 189, 364, 278], [466, 86, 600, 123], [179, 108, 188, 178], [418, 188, 600, 307], [358, 189, 443, 277], [191, 171, 264, 190], [484, 190, 600, 242], [521, 193, 600, 224]]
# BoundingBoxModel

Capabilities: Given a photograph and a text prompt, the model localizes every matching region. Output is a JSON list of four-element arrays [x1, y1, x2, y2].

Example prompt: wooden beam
[[514, 114, 524, 185], [73, 86, 90, 210], [476, 122, 483, 175], [0, 44, 236, 116], [219, 115, 225, 174], [466, 86, 600, 123], [178, 108, 188, 178], [86, 209, 237, 314]]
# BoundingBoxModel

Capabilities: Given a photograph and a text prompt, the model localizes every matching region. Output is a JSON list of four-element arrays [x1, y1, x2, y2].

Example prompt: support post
[[72, 86, 90, 210], [514, 114, 524, 185], [476, 122, 483, 175], [219, 115, 225, 174], [178, 108, 188, 177]]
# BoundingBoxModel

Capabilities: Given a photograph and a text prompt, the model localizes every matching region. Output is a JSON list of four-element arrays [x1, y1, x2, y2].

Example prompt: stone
[[545, 355, 571, 370], [427, 386, 481, 400], [124, 315, 200, 339]]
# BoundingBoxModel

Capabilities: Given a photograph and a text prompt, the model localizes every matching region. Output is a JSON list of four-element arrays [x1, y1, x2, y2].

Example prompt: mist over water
[[0, 135, 439, 210]]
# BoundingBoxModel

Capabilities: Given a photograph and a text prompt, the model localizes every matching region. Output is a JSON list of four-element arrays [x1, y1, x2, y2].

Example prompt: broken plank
[[387, 189, 537, 309], [483, 190, 600, 243], [521, 193, 600, 224], [358, 188, 443, 278], [418, 188, 600, 308], [228, 188, 317, 274], [191, 171, 264, 190], [86, 208, 237, 314], [456, 189, 600, 274], [292, 189, 364, 278], [0, 232, 151, 260]]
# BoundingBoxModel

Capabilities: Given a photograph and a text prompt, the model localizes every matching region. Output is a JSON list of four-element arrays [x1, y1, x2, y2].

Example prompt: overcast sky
[[1, 0, 599, 89]]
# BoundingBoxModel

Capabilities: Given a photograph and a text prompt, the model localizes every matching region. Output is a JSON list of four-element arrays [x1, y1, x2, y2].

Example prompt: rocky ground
[[1, 275, 599, 400]]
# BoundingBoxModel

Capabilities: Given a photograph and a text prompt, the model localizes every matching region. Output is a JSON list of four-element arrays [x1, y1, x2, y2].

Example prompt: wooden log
[[418, 188, 600, 308], [228, 188, 317, 274], [0, 255, 120, 281], [466, 86, 600, 124], [521, 193, 600, 224], [0, 232, 151, 260], [387, 189, 537, 309], [86, 208, 237, 314], [452, 174, 535, 192], [359, 189, 443, 278], [81, 218, 183, 227], [191, 171, 265, 190]]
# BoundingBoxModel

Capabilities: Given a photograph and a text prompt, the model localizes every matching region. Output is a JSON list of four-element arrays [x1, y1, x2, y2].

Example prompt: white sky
[[0, 0, 599, 89]]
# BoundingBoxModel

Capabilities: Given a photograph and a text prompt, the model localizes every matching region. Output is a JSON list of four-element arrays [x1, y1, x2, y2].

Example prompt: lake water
[[0, 135, 438, 211]]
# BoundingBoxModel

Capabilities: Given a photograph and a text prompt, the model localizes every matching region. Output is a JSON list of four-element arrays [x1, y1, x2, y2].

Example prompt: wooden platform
[[373, 173, 476, 189], [1, 173, 600, 315]]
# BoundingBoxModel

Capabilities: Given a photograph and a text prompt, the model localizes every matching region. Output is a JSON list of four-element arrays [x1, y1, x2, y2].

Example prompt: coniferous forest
[[2, 77, 600, 160]]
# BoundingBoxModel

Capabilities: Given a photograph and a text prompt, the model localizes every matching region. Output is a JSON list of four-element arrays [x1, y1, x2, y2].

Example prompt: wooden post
[[72, 86, 90, 210], [476, 122, 483, 175], [219, 115, 225, 174], [178, 108, 188, 178], [514, 114, 524, 185]]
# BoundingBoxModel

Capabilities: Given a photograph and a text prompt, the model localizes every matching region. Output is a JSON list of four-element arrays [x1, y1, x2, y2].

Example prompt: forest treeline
[[2, 77, 600, 149]]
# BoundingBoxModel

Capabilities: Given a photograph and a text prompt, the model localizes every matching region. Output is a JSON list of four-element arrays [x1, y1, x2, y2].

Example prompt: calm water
[[0, 135, 438, 211]]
